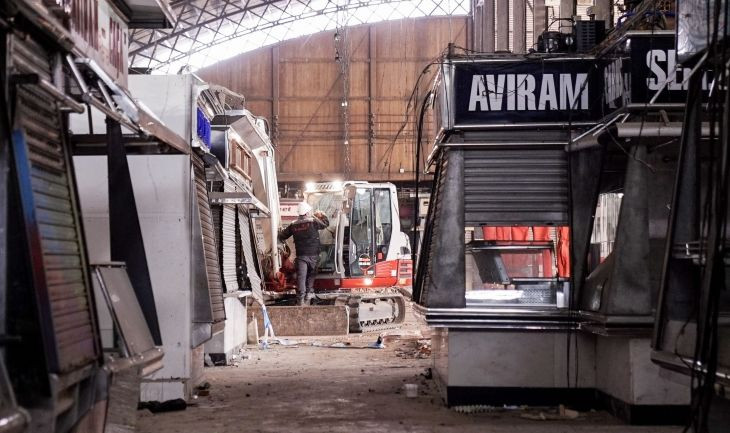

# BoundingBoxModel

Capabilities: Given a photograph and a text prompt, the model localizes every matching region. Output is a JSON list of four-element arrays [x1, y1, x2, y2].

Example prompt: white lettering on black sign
[[468, 73, 589, 112], [603, 58, 631, 109], [646, 49, 711, 91]]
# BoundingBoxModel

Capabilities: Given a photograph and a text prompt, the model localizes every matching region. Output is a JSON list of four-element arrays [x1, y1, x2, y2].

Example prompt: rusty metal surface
[[12, 35, 98, 373]]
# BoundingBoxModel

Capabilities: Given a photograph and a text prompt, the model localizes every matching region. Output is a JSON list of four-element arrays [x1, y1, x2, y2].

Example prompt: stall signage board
[[70, 0, 129, 87], [452, 59, 603, 125], [601, 32, 713, 113]]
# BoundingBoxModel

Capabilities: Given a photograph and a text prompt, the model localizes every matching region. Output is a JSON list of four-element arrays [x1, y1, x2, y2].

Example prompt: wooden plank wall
[[197, 16, 468, 184]]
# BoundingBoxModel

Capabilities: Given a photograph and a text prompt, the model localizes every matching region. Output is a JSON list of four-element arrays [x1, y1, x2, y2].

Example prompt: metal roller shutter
[[211, 197, 223, 278], [221, 179, 239, 292], [238, 210, 263, 302], [192, 154, 225, 323], [12, 36, 98, 373], [463, 148, 568, 226]]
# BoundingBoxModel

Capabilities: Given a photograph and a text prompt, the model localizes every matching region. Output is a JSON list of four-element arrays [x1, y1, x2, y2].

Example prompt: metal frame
[[413, 304, 577, 329], [129, 0, 470, 72]]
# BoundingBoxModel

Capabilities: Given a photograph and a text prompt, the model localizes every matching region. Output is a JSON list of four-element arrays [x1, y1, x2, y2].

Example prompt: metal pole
[[513, 0, 527, 53], [496, 0, 509, 50], [485, 0, 495, 52]]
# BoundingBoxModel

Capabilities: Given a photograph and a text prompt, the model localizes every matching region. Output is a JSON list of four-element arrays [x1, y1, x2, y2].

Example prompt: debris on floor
[[417, 339, 431, 356], [194, 382, 211, 397], [404, 383, 419, 398], [519, 406, 581, 421], [395, 339, 432, 359], [370, 336, 385, 349], [451, 404, 527, 414], [329, 339, 385, 349], [330, 342, 352, 348], [451, 404, 582, 420], [380, 330, 424, 343], [274, 338, 301, 346], [136, 303, 677, 433]]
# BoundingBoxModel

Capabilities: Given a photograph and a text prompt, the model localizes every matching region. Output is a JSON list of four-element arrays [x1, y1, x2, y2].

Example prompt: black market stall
[[414, 44, 691, 422]]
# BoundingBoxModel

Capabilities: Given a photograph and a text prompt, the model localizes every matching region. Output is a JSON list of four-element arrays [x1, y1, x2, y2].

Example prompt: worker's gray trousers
[[295, 256, 318, 301]]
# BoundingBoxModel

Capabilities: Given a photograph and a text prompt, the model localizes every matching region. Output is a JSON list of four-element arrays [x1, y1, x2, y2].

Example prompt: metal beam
[[495, 0, 509, 51], [513, 0, 526, 53], [368, 26, 377, 173], [106, 119, 163, 345], [559, 0, 575, 33], [533, 0, 547, 44], [277, 171, 433, 182], [271, 44, 280, 151], [130, 0, 472, 71], [484, 0, 495, 52]]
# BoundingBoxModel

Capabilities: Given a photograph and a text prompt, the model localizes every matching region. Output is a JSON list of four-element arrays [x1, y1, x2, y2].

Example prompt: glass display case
[[465, 239, 568, 308]]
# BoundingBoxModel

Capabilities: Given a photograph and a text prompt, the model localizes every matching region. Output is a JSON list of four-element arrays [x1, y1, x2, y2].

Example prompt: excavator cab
[[304, 181, 411, 290]]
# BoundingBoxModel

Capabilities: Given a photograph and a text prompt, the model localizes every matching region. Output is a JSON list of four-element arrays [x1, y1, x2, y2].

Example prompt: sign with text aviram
[[445, 57, 603, 126]]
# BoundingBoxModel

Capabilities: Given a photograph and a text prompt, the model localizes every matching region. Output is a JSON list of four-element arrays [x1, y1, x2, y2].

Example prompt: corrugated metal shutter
[[238, 209, 263, 302], [192, 154, 225, 323], [12, 36, 97, 373], [221, 179, 239, 292], [463, 148, 568, 226], [211, 197, 223, 277]]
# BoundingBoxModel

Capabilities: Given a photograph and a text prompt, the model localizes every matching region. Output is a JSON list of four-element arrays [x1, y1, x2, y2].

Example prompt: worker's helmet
[[297, 202, 313, 216]]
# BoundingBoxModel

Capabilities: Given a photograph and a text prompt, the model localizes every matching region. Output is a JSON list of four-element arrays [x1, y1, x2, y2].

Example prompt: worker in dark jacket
[[278, 202, 330, 305]]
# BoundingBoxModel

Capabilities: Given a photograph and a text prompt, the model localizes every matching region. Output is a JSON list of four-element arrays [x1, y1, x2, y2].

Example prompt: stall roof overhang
[[568, 122, 720, 152], [129, 0, 470, 73], [64, 54, 190, 154]]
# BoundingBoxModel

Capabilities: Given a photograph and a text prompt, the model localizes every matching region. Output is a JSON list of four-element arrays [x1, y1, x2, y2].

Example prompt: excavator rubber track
[[333, 293, 407, 333]]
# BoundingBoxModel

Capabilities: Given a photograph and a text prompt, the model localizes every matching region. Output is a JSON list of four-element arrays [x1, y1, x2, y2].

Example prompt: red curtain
[[510, 226, 529, 241], [532, 226, 551, 241], [557, 226, 570, 277], [480, 226, 570, 278]]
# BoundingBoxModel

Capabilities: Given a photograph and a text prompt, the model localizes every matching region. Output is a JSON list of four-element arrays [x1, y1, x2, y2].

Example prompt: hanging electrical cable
[[335, 0, 352, 178], [678, 0, 729, 428]]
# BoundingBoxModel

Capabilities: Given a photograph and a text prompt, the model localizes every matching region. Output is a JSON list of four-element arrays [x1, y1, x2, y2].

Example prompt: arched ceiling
[[129, 0, 470, 73]]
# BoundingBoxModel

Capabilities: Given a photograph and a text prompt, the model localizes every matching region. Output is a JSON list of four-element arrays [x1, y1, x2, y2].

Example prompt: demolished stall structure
[[72, 74, 214, 402], [205, 98, 282, 363], [72, 74, 282, 400]]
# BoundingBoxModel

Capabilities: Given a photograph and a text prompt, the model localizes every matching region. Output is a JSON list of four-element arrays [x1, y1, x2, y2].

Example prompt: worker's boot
[[297, 296, 307, 306], [305, 293, 315, 305]]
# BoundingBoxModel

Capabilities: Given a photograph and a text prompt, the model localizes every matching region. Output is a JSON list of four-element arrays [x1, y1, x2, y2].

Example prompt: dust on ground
[[136, 303, 682, 433]]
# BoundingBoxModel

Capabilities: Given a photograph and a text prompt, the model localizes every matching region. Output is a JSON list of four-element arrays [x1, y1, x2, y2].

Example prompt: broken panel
[[92, 263, 162, 373]]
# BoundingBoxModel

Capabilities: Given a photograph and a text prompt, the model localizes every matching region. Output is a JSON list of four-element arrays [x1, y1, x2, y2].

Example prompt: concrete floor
[[137, 306, 683, 433]]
